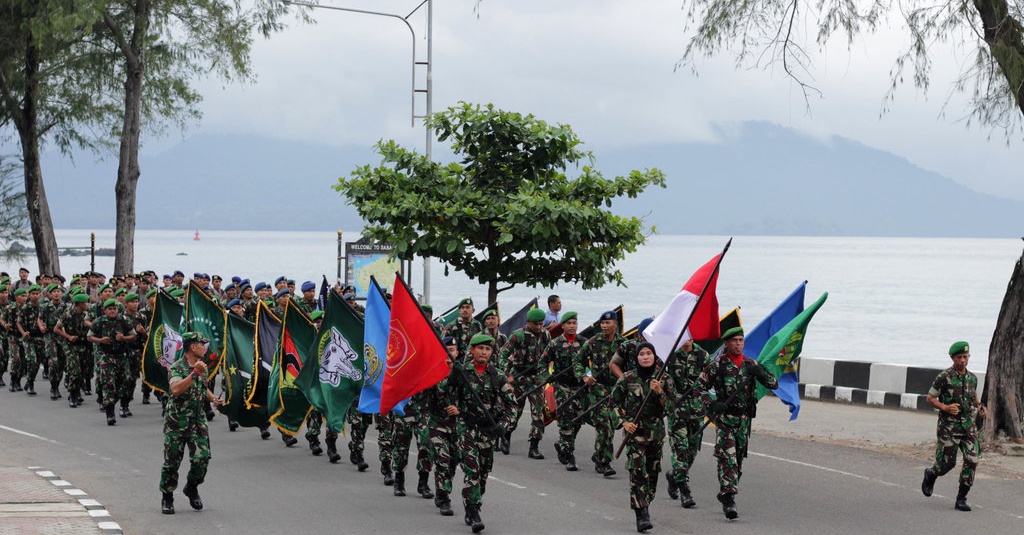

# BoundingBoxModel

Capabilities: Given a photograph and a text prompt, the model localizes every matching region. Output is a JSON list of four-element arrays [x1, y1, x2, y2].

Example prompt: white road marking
[[0, 425, 64, 445]]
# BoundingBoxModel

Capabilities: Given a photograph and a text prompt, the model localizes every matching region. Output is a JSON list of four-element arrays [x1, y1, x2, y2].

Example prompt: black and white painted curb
[[796, 357, 986, 412], [27, 466, 123, 535]]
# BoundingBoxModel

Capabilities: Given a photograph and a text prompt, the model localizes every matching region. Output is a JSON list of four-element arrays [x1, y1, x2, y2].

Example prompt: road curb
[[25, 466, 124, 535]]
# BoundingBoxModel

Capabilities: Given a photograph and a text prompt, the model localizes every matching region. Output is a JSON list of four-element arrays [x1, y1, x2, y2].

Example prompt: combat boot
[[417, 471, 434, 499], [382, 464, 394, 486], [120, 399, 132, 417], [680, 481, 696, 509], [718, 492, 738, 520], [955, 483, 972, 511], [921, 468, 937, 497], [25, 380, 36, 395], [393, 471, 406, 496], [0, 374, 5, 387], [42, 368, 48, 380], [142, 391, 151, 404], [665, 470, 679, 500], [436, 490, 454, 516], [182, 482, 203, 510], [325, 436, 341, 463], [161, 492, 174, 514], [204, 399, 215, 421], [307, 436, 323, 456], [565, 452, 578, 472], [528, 438, 544, 459], [7, 374, 17, 391], [466, 504, 485, 533], [260, 426, 271, 440], [228, 419, 239, 432], [68, 390, 81, 408], [554, 442, 567, 464], [81, 379, 91, 396], [634, 507, 653, 532], [281, 433, 298, 447], [499, 431, 511, 455], [49, 386, 59, 400], [105, 405, 116, 426]]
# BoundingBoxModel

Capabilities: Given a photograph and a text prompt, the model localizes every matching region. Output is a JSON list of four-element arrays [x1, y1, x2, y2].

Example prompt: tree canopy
[[335, 102, 666, 304]]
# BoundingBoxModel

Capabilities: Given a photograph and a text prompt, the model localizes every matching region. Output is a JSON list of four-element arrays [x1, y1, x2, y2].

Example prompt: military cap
[[19, 267, 28, 273], [0, 285, 7, 292], [481, 309, 498, 319], [0, 277, 8, 284], [102, 298, 118, 308], [70, 287, 83, 295], [224, 283, 236, 291], [469, 333, 495, 347], [948, 341, 970, 356], [98, 283, 111, 293], [239, 283, 252, 293], [254, 282, 269, 292], [46, 284, 61, 293], [114, 288, 126, 296], [170, 288, 185, 298], [28, 284, 41, 293], [125, 292, 139, 302], [275, 276, 286, 286], [722, 326, 744, 341], [342, 284, 355, 292], [173, 270, 184, 277], [526, 308, 546, 323], [146, 289, 158, 298], [636, 317, 654, 336], [310, 310, 324, 321], [599, 310, 617, 322], [560, 311, 577, 322], [72, 293, 90, 304], [274, 289, 290, 299], [442, 335, 456, 346], [422, 304, 434, 314], [231, 276, 242, 284], [458, 297, 474, 307], [193, 272, 203, 279], [301, 281, 316, 292], [287, 279, 295, 285], [181, 331, 209, 345], [227, 298, 243, 308], [162, 274, 172, 280], [14, 288, 27, 296]]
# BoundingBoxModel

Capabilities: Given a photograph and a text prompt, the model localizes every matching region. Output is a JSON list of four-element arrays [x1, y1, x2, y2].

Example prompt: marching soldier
[[921, 341, 986, 512], [87, 298, 137, 425], [479, 310, 507, 354], [427, 336, 460, 515], [16, 284, 44, 395], [55, 293, 92, 407], [39, 284, 65, 400], [498, 307, 551, 458], [541, 311, 587, 471], [697, 327, 777, 520], [7, 288, 28, 391], [444, 298, 482, 358], [0, 284, 9, 387], [663, 339, 708, 508], [575, 311, 626, 477]]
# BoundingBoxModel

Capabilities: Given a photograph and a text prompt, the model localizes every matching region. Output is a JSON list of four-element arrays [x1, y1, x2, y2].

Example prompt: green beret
[[98, 283, 111, 293], [45, 283, 59, 293], [182, 331, 209, 345], [72, 293, 90, 304], [722, 326, 744, 341], [481, 309, 498, 319], [560, 311, 578, 322], [146, 289, 158, 298], [526, 308, 546, 323], [458, 297, 473, 307], [948, 341, 970, 356], [0, 285, 7, 292], [70, 287, 83, 295], [310, 310, 324, 321], [28, 284, 41, 293], [13, 288, 27, 296], [102, 298, 118, 308], [114, 288, 126, 296], [125, 292, 139, 302], [170, 289, 185, 298], [469, 333, 495, 347], [421, 305, 433, 314], [0, 276, 8, 283]]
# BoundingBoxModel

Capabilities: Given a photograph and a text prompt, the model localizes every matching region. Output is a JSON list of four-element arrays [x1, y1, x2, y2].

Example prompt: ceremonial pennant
[[185, 281, 227, 377], [642, 254, 723, 357], [498, 297, 539, 338], [317, 275, 329, 311], [379, 272, 451, 414], [220, 312, 269, 428], [756, 292, 829, 420], [745, 281, 807, 363], [245, 302, 281, 409], [140, 290, 184, 393], [268, 300, 316, 434], [358, 277, 408, 415]]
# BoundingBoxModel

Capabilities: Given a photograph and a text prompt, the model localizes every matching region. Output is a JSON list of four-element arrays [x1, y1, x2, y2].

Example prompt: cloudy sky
[[185, 0, 1024, 200]]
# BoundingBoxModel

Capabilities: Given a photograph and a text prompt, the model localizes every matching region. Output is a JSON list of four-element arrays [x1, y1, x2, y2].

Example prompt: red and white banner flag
[[642, 253, 723, 359]]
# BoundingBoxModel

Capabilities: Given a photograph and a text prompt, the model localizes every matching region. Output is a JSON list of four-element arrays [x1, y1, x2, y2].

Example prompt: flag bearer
[[427, 336, 460, 516], [921, 341, 985, 512], [663, 339, 708, 508]]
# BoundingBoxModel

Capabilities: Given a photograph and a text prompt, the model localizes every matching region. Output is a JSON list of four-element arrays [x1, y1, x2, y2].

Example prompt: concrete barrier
[[797, 357, 986, 413]]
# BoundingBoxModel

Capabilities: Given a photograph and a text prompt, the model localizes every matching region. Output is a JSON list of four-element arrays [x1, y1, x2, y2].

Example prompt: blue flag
[[744, 281, 806, 363], [756, 292, 829, 420], [357, 277, 407, 415]]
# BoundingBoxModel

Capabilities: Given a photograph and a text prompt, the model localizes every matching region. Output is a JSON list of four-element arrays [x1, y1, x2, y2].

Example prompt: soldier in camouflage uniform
[[697, 327, 777, 520], [444, 298, 482, 359], [390, 389, 434, 499], [6, 288, 28, 391], [426, 337, 460, 515], [376, 412, 396, 485], [0, 284, 9, 387], [479, 310, 507, 354], [160, 332, 220, 515], [498, 307, 551, 459], [38, 285, 65, 400], [449, 333, 516, 533], [297, 281, 318, 313], [55, 293, 92, 407], [16, 285, 44, 395], [347, 395, 372, 471], [663, 339, 708, 508], [87, 298, 137, 424], [135, 290, 155, 404], [575, 311, 627, 477], [612, 342, 673, 533], [921, 341, 986, 512], [123, 293, 143, 403], [541, 311, 587, 471]]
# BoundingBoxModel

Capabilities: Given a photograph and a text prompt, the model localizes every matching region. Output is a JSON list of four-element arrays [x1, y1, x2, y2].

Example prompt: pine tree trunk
[[982, 246, 1024, 441]]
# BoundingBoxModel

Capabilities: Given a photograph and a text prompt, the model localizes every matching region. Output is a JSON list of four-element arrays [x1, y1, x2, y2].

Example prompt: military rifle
[[515, 366, 572, 402]]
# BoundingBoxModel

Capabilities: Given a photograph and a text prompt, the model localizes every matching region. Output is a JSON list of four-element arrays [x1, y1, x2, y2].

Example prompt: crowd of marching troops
[[1, 269, 786, 533]]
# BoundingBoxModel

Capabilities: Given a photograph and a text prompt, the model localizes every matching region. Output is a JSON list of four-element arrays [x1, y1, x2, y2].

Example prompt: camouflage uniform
[[575, 334, 626, 464], [425, 372, 459, 500], [134, 307, 153, 400], [0, 298, 9, 385], [451, 362, 515, 509], [347, 394, 373, 459], [481, 327, 508, 357], [376, 412, 396, 479], [391, 391, 432, 484], [444, 317, 482, 360], [16, 299, 44, 385], [612, 366, 673, 510], [697, 355, 777, 497], [56, 306, 91, 396], [39, 299, 64, 391], [159, 358, 211, 494], [665, 345, 709, 488], [542, 332, 587, 458], [499, 327, 551, 441], [927, 368, 981, 488], [88, 313, 135, 408], [6, 300, 25, 387]]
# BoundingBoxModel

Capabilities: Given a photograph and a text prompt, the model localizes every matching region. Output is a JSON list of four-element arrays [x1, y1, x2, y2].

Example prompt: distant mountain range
[[36, 120, 1023, 237]]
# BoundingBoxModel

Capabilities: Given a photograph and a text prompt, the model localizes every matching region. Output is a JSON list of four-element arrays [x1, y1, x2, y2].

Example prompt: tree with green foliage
[[0, 155, 29, 264], [335, 102, 666, 305], [675, 0, 1024, 443]]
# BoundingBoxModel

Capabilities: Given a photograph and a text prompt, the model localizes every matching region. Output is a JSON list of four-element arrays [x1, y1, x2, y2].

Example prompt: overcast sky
[[184, 0, 1024, 200]]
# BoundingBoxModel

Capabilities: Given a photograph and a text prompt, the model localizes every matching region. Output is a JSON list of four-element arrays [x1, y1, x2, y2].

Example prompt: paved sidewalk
[[0, 466, 122, 535], [753, 397, 1024, 476]]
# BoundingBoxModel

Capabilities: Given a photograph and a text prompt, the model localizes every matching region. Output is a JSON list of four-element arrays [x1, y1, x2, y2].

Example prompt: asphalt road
[[2, 389, 1022, 535]]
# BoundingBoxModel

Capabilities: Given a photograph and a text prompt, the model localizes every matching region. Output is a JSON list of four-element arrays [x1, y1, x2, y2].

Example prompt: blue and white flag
[[744, 281, 806, 364], [357, 277, 407, 415], [755, 289, 828, 421]]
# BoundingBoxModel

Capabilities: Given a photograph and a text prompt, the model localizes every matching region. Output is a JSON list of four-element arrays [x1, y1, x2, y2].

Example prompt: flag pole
[[613, 237, 732, 459]]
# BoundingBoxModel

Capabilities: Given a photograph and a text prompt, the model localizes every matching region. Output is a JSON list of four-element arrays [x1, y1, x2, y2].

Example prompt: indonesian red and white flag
[[642, 253, 723, 359]]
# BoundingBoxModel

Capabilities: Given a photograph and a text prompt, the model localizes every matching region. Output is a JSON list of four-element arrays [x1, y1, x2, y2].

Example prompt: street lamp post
[[281, 0, 433, 304]]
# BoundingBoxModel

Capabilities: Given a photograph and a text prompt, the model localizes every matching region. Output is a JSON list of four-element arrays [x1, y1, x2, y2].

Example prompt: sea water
[[32, 230, 1023, 370]]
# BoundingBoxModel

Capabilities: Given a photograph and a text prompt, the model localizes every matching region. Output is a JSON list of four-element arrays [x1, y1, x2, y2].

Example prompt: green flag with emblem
[[294, 289, 365, 432], [268, 299, 316, 434], [185, 282, 227, 377], [140, 290, 184, 393], [220, 312, 269, 428]]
